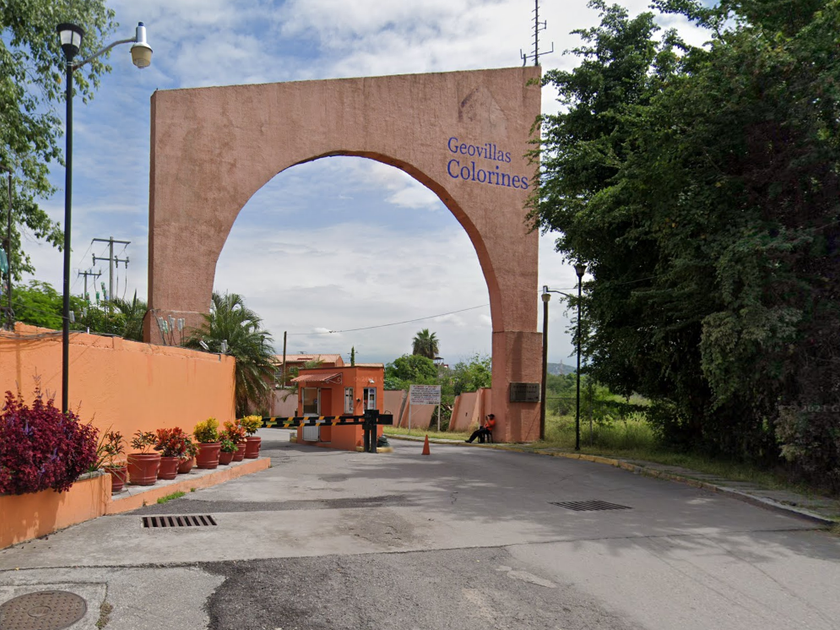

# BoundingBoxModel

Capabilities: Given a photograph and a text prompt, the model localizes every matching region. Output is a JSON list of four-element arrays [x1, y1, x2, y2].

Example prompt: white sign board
[[409, 384, 441, 405]]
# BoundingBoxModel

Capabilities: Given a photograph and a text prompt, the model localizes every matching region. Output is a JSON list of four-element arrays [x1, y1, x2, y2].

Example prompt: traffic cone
[[422, 435, 430, 456]]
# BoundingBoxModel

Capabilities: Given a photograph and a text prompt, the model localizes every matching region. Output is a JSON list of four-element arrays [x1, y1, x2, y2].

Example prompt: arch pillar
[[146, 66, 544, 441]]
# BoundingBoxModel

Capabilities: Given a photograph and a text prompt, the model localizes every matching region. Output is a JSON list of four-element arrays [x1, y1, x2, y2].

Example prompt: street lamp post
[[57, 21, 152, 413], [540, 263, 587, 449], [0, 163, 12, 330], [573, 263, 586, 451], [540, 288, 550, 440]]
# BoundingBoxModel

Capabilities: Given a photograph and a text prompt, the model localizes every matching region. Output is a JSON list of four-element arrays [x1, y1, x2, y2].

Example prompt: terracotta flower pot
[[244, 436, 261, 459], [127, 453, 161, 486], [233, 442, 246, 462], [196, 442, 221, 469], [178, 457, 195, 474], [105, 465, 127, 493], [157, 456, 180, 480], [218, 450, 234, 465]]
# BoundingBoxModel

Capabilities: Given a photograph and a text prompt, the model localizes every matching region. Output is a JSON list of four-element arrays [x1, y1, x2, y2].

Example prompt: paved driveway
[[1, 430, 837, 630]]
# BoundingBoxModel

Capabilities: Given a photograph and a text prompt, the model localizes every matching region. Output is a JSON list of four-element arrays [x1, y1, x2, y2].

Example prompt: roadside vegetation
[[530, 0, 840, 495]]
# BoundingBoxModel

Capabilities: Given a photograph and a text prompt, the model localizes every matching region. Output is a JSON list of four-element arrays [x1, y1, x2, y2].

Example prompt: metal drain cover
[[0, 591, 87, 630], [551, 500, 632, 512], [142, 514, 217, 528]]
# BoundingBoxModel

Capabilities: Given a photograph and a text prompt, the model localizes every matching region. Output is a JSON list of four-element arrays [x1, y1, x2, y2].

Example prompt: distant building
[[274, 353, 344, 387]]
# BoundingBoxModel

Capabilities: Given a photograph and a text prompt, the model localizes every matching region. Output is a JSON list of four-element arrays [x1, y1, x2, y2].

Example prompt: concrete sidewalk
[[389, 434, 840, 526]]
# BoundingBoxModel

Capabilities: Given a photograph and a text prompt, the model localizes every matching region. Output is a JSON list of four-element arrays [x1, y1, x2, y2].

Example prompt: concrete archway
[[145, 66, 542, 442]]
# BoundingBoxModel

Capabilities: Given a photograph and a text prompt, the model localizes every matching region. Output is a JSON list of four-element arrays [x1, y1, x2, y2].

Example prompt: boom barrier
[[260, 410, 392, 453]]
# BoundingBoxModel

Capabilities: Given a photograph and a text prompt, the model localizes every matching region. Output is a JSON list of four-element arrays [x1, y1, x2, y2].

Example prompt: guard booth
[[290, 364, 385, 451]]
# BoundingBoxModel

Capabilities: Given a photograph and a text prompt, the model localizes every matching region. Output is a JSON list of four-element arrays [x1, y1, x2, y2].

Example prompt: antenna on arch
[[520, 0, 553, 67]]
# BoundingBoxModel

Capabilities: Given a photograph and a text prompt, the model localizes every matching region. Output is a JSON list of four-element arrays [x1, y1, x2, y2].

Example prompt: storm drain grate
[[142, 514, 217, 528], [551, 500, 632, 512], [0, 590, 87, 630]]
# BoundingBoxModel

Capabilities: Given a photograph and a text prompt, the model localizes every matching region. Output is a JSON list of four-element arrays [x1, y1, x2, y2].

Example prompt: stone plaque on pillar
[[509, 382, 540, 403]]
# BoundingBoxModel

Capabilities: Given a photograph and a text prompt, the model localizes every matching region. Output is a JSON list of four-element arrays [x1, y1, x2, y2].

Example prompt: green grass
[[384, 427, 470, 441], [535, 413, 818, 495], [156, 490, 186, 504]]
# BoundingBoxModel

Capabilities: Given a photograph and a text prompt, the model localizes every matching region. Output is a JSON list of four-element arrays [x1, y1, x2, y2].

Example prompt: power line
[[286, 304, 490, 336]]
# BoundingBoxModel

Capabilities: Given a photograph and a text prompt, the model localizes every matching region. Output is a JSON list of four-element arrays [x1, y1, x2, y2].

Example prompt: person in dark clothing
[[465, 414, 496, 443]]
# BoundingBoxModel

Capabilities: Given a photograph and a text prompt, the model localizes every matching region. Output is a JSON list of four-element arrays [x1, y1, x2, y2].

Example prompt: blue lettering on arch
[[447, 159, 461, 179]]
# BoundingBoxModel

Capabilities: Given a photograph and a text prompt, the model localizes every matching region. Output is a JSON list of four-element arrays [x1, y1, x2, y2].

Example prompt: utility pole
[[92, 236, 129, 305], [281, 331, 288, 387], [77, 269, 101, 302]]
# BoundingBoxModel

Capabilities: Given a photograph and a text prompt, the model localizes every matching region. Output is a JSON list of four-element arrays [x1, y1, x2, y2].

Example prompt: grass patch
[[535, 413, 819, 495], [157, 490, 186, 504], [384, 427, 470, 441], [96, 602, 113, 629]]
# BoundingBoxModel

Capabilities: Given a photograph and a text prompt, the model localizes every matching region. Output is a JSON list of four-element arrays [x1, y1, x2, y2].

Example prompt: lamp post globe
[[130, 23, 153, 68], [57, 23, 84, 61]]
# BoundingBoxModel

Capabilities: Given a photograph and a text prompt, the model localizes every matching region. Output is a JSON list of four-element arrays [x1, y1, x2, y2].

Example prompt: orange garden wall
[[0, 472, 110, 549], [0, 323, 236, 436], [449, 388, 492, 432]]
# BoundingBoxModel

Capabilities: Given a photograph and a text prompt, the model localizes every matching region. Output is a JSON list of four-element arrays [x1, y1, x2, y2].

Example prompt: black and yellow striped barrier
[[261, 414, 393, 428]]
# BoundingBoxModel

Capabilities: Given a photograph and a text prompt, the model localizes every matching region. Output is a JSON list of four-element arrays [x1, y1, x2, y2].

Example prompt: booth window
[[302, 388, 319, 415], [344, 387, 354, 414], [363, 387, 377, 410]]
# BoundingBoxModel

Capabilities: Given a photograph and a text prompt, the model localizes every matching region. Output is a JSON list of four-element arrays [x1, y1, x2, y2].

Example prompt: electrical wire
[[286, 303, 490, 336]]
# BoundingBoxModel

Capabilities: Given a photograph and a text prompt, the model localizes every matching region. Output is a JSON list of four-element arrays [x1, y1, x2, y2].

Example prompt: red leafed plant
[[154, 427, 191, 458], [0, 389, 98, 495]]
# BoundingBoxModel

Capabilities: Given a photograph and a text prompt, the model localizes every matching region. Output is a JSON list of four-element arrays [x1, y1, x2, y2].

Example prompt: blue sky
[[23, 0, 706, 365]]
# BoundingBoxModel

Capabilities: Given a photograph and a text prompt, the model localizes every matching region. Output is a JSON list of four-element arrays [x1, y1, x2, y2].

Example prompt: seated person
[[465, 414, 496, 443]]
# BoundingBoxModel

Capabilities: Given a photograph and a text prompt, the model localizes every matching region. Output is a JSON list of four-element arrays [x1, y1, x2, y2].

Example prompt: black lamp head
[[57, 23, 85, 61]]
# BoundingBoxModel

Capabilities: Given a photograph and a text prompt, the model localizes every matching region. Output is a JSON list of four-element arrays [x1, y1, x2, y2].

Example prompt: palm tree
[[110, 292, 147, 341], [412, 328, 439, 360], [183, 292, 277, 416]]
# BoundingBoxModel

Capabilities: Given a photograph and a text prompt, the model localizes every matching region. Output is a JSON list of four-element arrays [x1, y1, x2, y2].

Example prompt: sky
[[21, 0, 708, 366]]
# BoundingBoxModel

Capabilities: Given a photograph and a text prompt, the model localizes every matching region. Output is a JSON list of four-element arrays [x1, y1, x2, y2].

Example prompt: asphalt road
[[1, 430, 838, 630]]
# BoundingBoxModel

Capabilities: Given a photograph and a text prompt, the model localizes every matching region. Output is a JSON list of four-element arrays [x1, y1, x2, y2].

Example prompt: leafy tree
[[1, 1, 117, 277], [411, 328, 439, 360], [531, 1, 840, 488], [11, 280, 142, 339], [183, 292, 277, 417], [385, 354, 437, 390], [450, 353, 491, 396], [11, 280, 65, 329]]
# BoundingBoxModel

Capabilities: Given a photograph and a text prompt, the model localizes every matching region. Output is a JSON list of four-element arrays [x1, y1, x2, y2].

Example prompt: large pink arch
[[146, 67, 543, 442]]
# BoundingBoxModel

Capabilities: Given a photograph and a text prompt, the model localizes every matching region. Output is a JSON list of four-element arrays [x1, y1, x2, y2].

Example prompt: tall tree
[[1, 1, 116, 277], [411, 328, 439, 360], [183, 292, 278, 417], [531, 0, 840, 488]]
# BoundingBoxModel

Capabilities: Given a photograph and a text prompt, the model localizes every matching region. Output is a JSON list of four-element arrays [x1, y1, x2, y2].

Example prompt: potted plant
[[178, 436, 199, 474], [93, 431, 127, 493], [193, 417, 221, 469], [241, 415, 263, 458], [127, 430, 161, 486], [218, 437, 236, 465], [154, 427, 190, 480], [222, 420, 247, 462]]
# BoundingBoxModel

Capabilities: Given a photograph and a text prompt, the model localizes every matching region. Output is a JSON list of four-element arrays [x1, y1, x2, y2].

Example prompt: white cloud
[[23, 0, 712, 367]]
